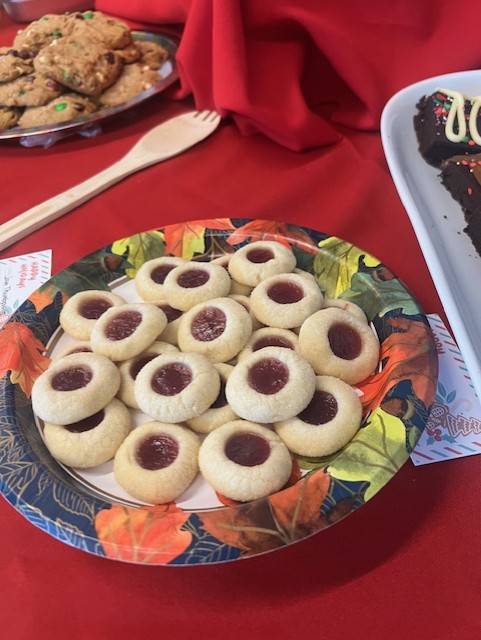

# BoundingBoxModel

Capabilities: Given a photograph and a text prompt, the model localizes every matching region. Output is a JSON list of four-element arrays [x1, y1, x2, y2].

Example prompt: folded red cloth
[[96, 0, 481, 151]]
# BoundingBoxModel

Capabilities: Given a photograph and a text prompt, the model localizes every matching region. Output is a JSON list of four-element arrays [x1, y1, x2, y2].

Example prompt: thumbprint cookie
[[225, 346, 316, 423], [250, 272, 323, 329], [211, 255, 253, 296], [186, 363, 238, 434], [162, 261, 231, 311], [31, 352, 121, 425], [114, 421, 200, 504], [227, 240, 296, 287], [298, 307, 380, 385], [52, 341, 93, 361], [237, 327, 300, 361], [274, 375, 362, 457], [324, 298, 367, 323], [117, 340, 179, 409], [134, 256, 186, 301], [134, 351, 221, 423], [59, 290, 126, 340], [177, 297, 253, 363], [42, 398, 131, 468], [90, 302, 167, 361], [198, 420, 292, 502]]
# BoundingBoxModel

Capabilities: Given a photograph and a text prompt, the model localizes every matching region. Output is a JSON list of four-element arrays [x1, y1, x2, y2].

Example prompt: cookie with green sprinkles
[[70, 10, 132, 50], [13, 14, 76, 55], [33, 36, 122, 96], [17, 93, 98, 129], [0, 72, 63, 107]]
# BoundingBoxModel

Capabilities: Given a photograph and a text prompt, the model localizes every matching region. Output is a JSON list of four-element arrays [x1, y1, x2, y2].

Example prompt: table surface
[[1, 8, 480, 640]]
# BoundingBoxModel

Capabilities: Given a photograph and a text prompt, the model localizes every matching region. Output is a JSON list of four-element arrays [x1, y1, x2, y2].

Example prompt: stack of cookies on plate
[[0, 10, 168, 131]]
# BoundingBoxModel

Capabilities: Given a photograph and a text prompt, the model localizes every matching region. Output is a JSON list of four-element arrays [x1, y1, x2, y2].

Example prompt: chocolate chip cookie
[[0, 47, 34, 83], [18, 93, 98, 129], [0, 72, 63, 107]]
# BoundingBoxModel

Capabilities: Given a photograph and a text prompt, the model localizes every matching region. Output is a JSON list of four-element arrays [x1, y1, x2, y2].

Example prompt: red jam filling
[[177, 269, 209, 288], [150, 263, 176, 284], [267, 281, 303, 304], [157, 303, 183, 323], [51, 366, 93, 391], [79, 297, 112, 320], [327, 322, 362, 360], [298, 390, 338, 425], [248, 357, 289, 394], [129, 353, 158, 379], [246, 247, 275, 263], [65, 409, 105, 433], [105, 310, 142, 341], [211, 379, 228, 409], [225, 432, 271, 466], [135, 433, 179, 470], [151, 362, 192, 396], [252, 336, 293, 351], [191, 307, 226, 342]]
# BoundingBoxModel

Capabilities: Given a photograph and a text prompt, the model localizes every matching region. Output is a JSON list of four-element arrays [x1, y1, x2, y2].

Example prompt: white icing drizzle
[[438, 87, 481, 145]]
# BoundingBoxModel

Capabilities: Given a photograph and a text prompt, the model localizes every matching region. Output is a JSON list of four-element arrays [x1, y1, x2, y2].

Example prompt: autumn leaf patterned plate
[[0, 218, 438, 565], [0, 32, 179, 142]]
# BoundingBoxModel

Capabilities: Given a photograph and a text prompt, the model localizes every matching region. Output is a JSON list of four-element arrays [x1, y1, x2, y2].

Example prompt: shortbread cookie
[[156, 301, 184, 346], [13, 14, 76, 54], [198, 420, 293, 502], [90, 302, 167, 361], [134, 39, 169, 69], [18, 93, 98, 128], [117, 340, 178, 409], [98, 62, 160, 107], [228, 294, 263, 330], [227, 240, 296, 287], [162, 261, 231, 311], [324, 298, 367, 322], [237, 327, 300, 361], [34, 36, 122, 96], [0, 105, 22, 130], [298, 307, 380, 385], [0, 73, 62, 107], [0, 47, 34, 83], [225, 346, 316, 423], [211, 255, 253, 295], [134, 256, 186, 301], [31, 352, 121, 425], [186, 363, 238, 434], [43, 397, 131, 468], [70, 10, 132, 51], [135, 351, 221, 423], [52, 341, 93, 361], [274, 375, 363, 456], [177, 297, 252, 363], [59, 290, 126, 341], [250, 272, 323, 329], [114, 421, 200, 504]]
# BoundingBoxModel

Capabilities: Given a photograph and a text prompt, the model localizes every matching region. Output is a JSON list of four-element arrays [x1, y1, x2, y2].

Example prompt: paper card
[[0, 250, 52, 328], [411, 313, 481, 465]]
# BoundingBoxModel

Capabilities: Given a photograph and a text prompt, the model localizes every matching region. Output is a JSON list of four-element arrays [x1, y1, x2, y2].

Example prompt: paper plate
[[0, 218, 438, 565]]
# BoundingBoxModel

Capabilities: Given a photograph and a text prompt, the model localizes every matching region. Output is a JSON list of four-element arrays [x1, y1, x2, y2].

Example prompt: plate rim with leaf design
[[0, 218, 438, 565]]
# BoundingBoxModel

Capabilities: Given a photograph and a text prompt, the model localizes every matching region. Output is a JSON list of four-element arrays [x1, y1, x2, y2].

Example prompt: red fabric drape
[[96, 0, 481, 150]]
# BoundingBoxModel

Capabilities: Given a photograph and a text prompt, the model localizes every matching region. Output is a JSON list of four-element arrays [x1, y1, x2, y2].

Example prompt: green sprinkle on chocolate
[[51, 29, 62, 37], [54, 102, 67, 112]]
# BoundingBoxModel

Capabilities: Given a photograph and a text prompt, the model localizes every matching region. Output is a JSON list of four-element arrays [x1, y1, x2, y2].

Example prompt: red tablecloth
[[1, 4, 480, 639]]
